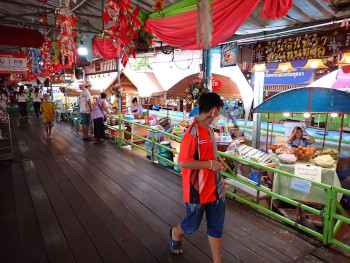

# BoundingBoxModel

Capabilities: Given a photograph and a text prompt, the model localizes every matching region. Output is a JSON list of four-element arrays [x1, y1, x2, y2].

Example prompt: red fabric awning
[[0, 25, 45, 48], [144, 0, 260, 50], [93, 38, 121, 59]]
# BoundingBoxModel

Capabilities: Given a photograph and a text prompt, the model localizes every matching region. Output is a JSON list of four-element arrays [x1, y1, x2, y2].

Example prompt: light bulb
[[310, 61, 319, 68], [304, 113, 311, 118], [255, 65, 263, 71], [283, 112, 290, 117], [330, 113, 338, 117], [281, 65, 288, 71], [346, 57, 350, 63], [78, 46, 88, 56]]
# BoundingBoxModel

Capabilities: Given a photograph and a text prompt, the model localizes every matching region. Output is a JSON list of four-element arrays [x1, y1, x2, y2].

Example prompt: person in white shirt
[[0, 88, 8, 112], [31, 87, 42, 117], [17, 86, 28, 119], [79, 81, 93, 141]]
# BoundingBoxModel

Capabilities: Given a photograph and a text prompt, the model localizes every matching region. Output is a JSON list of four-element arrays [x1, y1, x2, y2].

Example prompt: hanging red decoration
[[55, 0, 78, 68], [103, 0, 141, 67], [41, 36, 53, 76]]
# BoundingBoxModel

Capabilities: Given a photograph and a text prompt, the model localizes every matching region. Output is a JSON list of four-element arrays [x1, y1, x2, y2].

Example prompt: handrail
[[106, 117, 350, 252]]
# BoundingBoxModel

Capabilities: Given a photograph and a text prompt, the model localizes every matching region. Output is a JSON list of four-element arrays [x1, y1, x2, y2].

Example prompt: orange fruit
[[298, 150, 303, 155], [297, 146, 303, 150]]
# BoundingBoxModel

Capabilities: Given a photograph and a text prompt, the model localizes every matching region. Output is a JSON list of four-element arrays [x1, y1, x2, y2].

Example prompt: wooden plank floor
[[1, 115, 349, 263]]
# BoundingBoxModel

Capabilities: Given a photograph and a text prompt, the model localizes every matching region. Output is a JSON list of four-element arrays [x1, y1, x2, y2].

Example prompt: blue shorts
[[180, 197, 225, 238], [81, 113, 91, 126]]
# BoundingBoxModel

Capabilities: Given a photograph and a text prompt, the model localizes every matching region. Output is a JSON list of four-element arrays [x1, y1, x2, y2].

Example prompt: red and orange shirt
[[178, 121, 226, 204]]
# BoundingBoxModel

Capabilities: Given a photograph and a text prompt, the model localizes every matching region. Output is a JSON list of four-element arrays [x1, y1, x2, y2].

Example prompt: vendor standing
[[288, 126, 315, 148], [131, 98, 143, 118]]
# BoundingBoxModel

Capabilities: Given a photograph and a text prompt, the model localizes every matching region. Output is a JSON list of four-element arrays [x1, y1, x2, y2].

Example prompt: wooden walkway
[[1, 115, 349, 263]]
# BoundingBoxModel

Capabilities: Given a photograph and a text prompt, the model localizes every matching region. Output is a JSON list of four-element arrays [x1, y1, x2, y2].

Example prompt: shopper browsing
[[288, 126, 315, 148], [40, 93, 55, 140], [92, 92, 111, 144], [170, 93, 227, 263], [79, 81, 93, 141]]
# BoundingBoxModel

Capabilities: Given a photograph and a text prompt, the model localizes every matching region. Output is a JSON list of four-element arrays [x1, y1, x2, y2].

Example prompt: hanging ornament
[[41, 36, 54, 76], [55, 0, 78, 67], [27, 47, 42, 76], [152, 0, 165, 10], [103, 0, 141, 67]]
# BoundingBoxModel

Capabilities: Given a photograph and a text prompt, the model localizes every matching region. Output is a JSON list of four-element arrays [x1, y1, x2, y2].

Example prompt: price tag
[[290, 177, 312, 194], [295, 164, 322, 183]]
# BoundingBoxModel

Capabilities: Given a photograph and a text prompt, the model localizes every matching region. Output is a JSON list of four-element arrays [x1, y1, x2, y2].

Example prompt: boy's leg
[[205, 197, 226, 263], [172, 224, 185, 254], [208, 236, 222, 263], [49, 124, 52, 138], [45, 123, 49, 139]]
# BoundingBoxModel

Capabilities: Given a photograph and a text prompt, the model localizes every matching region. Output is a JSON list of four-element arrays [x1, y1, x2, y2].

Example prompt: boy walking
[[170, 93, 227, 263], [40, 93, 55, 140]]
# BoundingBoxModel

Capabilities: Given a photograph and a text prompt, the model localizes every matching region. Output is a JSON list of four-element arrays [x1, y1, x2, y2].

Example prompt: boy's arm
[[179, 160, 224, 172]]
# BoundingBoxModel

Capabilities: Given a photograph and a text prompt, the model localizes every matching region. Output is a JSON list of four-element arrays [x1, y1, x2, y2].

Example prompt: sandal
[[169, 228, 183, 255]]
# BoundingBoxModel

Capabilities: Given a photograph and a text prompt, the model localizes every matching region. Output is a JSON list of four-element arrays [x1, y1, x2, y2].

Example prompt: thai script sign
[[253, 28, 350, 63], [0, 53, 27, 73]]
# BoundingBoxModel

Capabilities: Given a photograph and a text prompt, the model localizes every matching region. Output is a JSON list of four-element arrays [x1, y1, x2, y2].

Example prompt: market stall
[[250, 87, 350, 216]]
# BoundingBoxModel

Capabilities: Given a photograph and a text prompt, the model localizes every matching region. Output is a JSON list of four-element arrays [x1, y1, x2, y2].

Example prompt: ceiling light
[[274, 62, 297, 73], [249, 64, 269, 73], [330, 113, 338, 117], [302, 59, 328, 70], [283, 112, 290, 117], [304, 113, 311, 118]]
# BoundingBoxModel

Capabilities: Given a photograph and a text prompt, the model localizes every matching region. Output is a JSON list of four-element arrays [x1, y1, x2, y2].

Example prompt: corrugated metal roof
[[0, 0, 350, 52]]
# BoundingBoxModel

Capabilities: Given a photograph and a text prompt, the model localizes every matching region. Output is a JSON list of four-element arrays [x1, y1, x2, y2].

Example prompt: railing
[[105, 115, 350, 252]]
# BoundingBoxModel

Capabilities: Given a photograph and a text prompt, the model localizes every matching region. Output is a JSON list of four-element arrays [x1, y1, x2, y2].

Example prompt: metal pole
[[338, 114, 345, 152], [206, 48, 212, 91], [65, 86, 68, 109], [117, 57, 122, 147], [270, 113, 274, 145], [252, 72, 265, 149], [322, 114, 328, 150], [50, 83, 53, 102], [266, 113, 270, 152], [147, 97, 149, 126]]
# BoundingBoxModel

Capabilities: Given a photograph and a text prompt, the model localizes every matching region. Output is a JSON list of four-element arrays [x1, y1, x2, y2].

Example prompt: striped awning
[[264, 85, 307, 92]]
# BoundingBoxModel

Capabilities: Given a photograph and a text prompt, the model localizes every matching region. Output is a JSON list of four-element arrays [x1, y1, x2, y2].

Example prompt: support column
[[252, 72, 265, 149], [206, 48, 213, 91]]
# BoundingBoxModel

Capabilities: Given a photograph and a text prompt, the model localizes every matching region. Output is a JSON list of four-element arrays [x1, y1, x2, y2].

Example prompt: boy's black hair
[[101, 92, 107, 99], [132, 97, 138, 103], [199, 92, 224, 113]]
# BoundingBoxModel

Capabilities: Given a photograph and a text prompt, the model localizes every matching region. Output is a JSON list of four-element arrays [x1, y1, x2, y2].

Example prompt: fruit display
[[270, 143, 284, 152], [294, 146, 316, 163], [313, 155, 336, 168], [278, 154, 297, 164], [313, 149, 339, 160], [275, 146, 294, 154]]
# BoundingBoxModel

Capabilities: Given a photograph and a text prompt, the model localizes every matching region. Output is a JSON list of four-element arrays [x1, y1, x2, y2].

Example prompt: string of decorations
[[103, 0, 141, 67], [55, 0, 78, 67]]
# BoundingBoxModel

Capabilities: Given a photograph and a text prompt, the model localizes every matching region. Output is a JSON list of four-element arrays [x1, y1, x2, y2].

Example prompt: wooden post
[[338, 114, 345, 152], [266, 113, 270, 152], [322, 114, 328, 150]]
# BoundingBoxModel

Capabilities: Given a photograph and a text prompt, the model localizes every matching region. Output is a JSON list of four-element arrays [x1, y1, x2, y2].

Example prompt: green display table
[[270, 151, 342, 205]]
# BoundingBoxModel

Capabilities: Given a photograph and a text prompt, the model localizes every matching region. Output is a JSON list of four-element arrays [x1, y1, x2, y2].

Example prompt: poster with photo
[[220, 42, 237, 68]]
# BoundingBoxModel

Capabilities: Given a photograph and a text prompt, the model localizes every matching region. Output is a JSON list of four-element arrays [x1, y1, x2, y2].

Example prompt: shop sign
[[0, 53, 27, 73], [253, 27, 350, 63], [264, 59, 315, 85], [290, 177, 311, 194], [295, 164, 322, 183], [220, 42, 237, 67], [212, 78, 222, 90]]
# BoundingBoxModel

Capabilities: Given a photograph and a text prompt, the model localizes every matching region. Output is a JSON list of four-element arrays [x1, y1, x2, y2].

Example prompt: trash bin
[[158, 141, 174, 169]]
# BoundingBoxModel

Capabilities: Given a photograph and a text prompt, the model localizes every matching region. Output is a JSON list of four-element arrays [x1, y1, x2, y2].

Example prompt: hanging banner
[[264, 59, 315, 85], [253, 27, 350, 63], [220, 42, 237, 68], [0, 53, 27, 74]]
